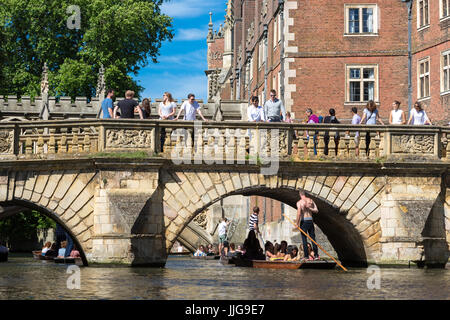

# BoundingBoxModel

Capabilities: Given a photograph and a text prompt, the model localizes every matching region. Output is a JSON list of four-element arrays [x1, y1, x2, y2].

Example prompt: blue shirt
[[363, 108, 378, 125], [101, 98, 114, 119]]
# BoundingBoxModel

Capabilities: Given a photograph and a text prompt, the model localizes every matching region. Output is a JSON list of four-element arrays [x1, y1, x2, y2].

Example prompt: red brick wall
[[289, 55, 408, 122], [412, 0, 450, 125], [207, 38, 224, 70]]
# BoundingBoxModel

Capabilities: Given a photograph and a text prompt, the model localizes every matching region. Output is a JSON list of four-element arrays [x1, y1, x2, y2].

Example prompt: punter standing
[[295, 190, 319, 260]]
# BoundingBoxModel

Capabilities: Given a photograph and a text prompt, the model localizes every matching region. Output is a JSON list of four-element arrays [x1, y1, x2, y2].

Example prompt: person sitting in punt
[[70, 245, 81, 258], [243, 230, 265, 260], [228, 243, 237, 256], [307, 243, 318, 261], [278, 240, 288, 258], [57, 241, 67, 258], [236, 244, 245, 254], [41, 242, 52, 256], [284, 246, 301, 262], [206, 244, 215, 255], [264, 241, 276, 260], [222, 241, 230, 256], [194, 245, 207, 257], [45, 243, 58, 258], [270, 243, 285, 261]]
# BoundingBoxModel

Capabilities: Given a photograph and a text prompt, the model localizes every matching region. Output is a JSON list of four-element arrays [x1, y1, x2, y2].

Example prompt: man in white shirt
[[175, 93, 208, 121], [218, 217, 229, 256]]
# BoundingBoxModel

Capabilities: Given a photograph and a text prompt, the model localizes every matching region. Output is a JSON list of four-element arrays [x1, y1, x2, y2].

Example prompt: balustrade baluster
[[348, 133, 356, 159], [237, 129, 246, 163], [329, 132, 336, 158], [216, 129, 225, 164], [297, 136, 305, 159], [36, 136, 44, 154], [225, 129, 235, 164], [307, 131, 315, 159], [59, 134, 67, 154], [369, 133, 376, 159], [25, 137, 32, 155], [338, 135, 347, 158], [359, 133, 367, 160], [317, 132, 325, 158], [194, 128, 203, 163], [84, 133, 91, 153]]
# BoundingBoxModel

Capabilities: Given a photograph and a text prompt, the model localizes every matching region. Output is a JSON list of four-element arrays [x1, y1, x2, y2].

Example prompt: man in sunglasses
[[263, 89, 286, 122]]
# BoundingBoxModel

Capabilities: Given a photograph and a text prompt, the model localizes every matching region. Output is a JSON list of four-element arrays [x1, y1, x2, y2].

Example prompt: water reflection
[[0, 254, 448, 300]]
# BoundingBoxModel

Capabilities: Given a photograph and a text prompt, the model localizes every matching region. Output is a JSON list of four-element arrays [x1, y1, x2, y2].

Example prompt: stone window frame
[[440, 0, 450, 21], [441, 50, 450, 95], [258, 40, 266, 70], [273, 15, 278, 50], [345, 64, 379, 104], [417, 0, 430, 31], [344, 4, 379, 36], [418, 57, 431, 100]]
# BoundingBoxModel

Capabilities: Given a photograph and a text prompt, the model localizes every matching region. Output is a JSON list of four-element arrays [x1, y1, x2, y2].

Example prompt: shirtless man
[[295, 190, 319, 260]]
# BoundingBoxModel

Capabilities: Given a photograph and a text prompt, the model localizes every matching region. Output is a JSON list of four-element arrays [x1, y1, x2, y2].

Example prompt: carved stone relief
[[391, 134, 435, 154], [106, 129, 153, 149], [0, 130, 14, 154]]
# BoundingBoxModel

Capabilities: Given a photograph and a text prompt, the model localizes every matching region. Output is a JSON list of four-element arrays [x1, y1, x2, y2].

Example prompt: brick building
[[206, 0, 449, 123], [205, 0, 449, 226]]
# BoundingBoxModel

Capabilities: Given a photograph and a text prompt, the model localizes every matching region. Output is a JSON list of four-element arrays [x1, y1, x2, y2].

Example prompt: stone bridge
[[0, 120, 449, 267]]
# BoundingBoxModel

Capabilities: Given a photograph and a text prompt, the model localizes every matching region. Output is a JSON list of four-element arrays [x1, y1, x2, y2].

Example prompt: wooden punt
[[54, 257, 83, 266], [234, 257, 337, 270], [219, 256, 236, 265], [191, 255, 220, 260], [32, 251, 55, 261]]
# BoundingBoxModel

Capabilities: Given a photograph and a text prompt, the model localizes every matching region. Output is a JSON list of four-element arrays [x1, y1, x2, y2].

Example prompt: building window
[[273, 16, 278, 49], [346, 65, 378, 102], [345, 4, 378, 35], [418, 0, 430, 29], [277, 71, 281, 97], [441, 0, 450, 19], [418, 58, 430, 99], [442, 51, 450, 93]]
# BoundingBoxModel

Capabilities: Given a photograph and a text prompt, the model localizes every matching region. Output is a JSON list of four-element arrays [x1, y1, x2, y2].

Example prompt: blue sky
[[136, 0, 227, 102]]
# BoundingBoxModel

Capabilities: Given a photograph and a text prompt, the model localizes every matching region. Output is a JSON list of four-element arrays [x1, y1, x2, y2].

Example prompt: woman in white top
[[247, 96, 265, 122], [407, 101, 432, 125], [158, 92, 176, 120], [389, 100, 406, 125]]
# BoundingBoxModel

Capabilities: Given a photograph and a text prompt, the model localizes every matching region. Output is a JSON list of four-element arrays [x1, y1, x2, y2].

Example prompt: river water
[[0, 254, 448, 300]]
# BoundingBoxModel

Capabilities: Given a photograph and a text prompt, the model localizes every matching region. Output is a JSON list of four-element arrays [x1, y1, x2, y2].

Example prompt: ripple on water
[[0, 255, 449, 300]]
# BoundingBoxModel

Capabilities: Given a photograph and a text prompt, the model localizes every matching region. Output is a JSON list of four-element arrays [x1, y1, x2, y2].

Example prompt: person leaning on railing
[[360, 100, 384, 155], [407, 101, 432, 125]]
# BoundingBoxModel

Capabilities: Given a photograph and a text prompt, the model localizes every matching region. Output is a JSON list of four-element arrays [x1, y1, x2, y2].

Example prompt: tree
[[0, 0, 173, 98]]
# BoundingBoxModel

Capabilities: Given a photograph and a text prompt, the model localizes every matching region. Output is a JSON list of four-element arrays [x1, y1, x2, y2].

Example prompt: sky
[[135, 0, 227, 102]]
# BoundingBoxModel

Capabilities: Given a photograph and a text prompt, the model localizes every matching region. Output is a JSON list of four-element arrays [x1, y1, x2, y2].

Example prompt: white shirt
[[352, 114, 361, 137], [218, 221, 227, 236], [410, 108, 429, 125], [180, 101, 200, 121], [391, 109, 404, 124], [159, 102, 176, 120], [247, 105, 265, 122]]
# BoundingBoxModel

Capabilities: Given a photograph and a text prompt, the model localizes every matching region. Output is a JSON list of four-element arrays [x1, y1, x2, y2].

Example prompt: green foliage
[[0, 210, 56, 243], [0, 0, 173, 98], [90, 150, 149, 159]]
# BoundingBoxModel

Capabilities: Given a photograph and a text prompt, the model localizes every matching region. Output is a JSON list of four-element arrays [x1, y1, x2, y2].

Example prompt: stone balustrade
[[1, 119, 449, 162]]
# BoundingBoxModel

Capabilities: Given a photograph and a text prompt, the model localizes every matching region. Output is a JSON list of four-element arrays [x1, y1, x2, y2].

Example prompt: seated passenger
[[278, 240, 288, 257], [236, 244, 245, 254], [57, 241, 67, 258], [41, 242, 52, 256], [194, 245, 207, 257], [264, 241, 275, 260], [45, 243, 58, 258], [223, 241, 230, 256], [70, 245, 81, 258], [229, 243, 236, 256], [284, 246, 301, 262], [270, 243, 285, 261]]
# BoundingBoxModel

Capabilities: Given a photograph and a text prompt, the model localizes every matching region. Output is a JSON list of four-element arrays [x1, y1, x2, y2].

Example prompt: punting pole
[[282, 214, 348, 272]]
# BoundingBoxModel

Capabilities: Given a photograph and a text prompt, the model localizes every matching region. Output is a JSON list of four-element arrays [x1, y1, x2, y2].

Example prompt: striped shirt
[[248, 213, 259, 231]]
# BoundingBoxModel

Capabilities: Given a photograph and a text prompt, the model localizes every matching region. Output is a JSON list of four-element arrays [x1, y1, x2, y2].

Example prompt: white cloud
[[161, 0, 224, 18], [157, 49, 207, 66], [140, 72, 207, 102], [176, 28, 207, 41]]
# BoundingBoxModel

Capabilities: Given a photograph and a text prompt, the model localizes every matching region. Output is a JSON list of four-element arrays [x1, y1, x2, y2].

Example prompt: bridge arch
[[162, 170, 386, 267], [0, 169, 97, 265]]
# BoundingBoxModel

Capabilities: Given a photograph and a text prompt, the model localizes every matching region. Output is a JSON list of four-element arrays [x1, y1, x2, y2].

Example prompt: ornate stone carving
[[246, 22, 255, 46], [96, 64, 106, 98], [261, 0, 268, 18], [225, 0, 234, 28], [0, 130, 13, 154], [193, 211, 208, 231], [391, 134, 435, 154], [40, 63, 49, 95], [106, 129, 152, 149], [208, 70, 221, 100]]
